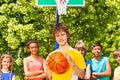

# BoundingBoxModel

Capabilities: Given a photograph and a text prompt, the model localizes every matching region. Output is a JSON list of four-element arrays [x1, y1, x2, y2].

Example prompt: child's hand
[[92, 72, 98, 76], [25, 76, 34, 79], [60, 51, 74, 66], [92, 72, 98, 79], [39, 70, 44, 74]]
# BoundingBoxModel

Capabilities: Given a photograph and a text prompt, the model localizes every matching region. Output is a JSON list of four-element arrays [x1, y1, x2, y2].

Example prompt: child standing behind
[[113, 49, 120, 80], [23, 40, 46, 80], [0, 54, 15, 80], [75, 40, 91, 80]]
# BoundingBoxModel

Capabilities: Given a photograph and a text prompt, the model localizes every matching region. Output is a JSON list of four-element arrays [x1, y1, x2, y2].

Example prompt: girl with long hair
[[0, 54, 15, 80]]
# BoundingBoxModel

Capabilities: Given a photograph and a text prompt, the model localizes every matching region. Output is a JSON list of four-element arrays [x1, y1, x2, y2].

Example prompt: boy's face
[[54, 30, 68, 46], [92, 46, 102, 57]]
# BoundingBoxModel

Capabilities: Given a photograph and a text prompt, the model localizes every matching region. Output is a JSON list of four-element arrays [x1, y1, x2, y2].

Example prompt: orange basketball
[[47, 52, 69, 74]]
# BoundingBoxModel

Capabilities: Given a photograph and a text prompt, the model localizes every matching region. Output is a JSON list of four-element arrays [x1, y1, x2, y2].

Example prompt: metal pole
[[54, 9, 59, 50]]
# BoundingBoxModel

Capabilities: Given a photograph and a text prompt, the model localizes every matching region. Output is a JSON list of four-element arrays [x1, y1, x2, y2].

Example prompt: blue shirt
[[89, 56, 110, 80], [1, 71, 15, 80]]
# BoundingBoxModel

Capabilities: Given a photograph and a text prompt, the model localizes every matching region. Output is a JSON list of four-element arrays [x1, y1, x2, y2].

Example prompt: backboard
[[36, 0, 85, 6]]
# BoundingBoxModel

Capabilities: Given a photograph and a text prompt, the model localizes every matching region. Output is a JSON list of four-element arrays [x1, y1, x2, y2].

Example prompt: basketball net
[[55, 0, 69, 15]]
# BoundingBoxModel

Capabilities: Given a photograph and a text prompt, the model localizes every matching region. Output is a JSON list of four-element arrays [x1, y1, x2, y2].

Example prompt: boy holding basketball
[[46, 23, 86, 80]]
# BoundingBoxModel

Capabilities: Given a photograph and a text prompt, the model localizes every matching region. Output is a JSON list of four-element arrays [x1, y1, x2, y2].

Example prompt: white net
[[55, 0, 69, 15]]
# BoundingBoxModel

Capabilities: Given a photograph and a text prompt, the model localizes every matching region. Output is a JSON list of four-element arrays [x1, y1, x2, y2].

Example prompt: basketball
[[47, 52, 69, 74]]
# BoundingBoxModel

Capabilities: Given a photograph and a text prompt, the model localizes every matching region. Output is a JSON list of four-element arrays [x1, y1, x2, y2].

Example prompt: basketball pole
[[54, 9, 59, 50]]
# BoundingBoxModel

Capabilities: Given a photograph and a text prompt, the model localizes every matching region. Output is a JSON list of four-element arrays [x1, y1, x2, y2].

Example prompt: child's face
[[115, 55, 120, 64], [77, 47, 86, 56], [92, 46, 102, 57], [28, 43, 39, 55], [55, 30, 68, 46], [2, 58, 11, 69]]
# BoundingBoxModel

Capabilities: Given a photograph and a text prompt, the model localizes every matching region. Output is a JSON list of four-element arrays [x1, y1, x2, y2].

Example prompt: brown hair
[[113, 49, 120, 59], [26, 40, 39, 49], [92, 42, 102, 50], [1, 54, 13, 80], [52, 23, 70, 41]]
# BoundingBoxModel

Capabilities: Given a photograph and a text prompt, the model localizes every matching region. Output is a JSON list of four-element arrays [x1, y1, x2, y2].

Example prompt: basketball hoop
[[55, 0, 69, 15]]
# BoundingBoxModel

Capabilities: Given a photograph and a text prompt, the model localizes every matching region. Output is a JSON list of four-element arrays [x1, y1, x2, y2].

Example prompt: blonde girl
[[75, 40, 91, 80], [0, 54, 15, 80]]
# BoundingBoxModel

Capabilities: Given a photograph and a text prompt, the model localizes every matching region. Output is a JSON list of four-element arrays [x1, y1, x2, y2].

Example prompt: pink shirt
[[26, 56, 44, 80]]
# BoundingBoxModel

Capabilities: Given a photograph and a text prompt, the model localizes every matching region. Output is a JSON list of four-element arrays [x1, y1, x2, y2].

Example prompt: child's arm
[[45, 55, 52, 80], [84, 64, 91, 80], [45, 62, 52, 80], [64, 53, 85, 79], [23, 58, 44, 77], [113, 68, 118, 80], [12, 75, 15, 80], [25, 60, 47, 79], [92, 60, 111, 78], [25, 72, 46, 79]]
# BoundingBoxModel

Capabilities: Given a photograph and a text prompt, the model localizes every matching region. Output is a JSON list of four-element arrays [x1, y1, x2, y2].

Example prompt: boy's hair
[[92, 42, 102, 50], [26, 40, 39, 49], [52, 23, 70, 41], [113, 49, 120, 59]]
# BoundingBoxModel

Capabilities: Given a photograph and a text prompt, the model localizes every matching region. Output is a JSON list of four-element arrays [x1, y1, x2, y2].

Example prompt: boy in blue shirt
[[89, 42, 111, 80]]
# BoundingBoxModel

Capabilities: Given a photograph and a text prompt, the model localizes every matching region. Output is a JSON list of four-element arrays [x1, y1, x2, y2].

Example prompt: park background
[[0, 0, 120, 79]]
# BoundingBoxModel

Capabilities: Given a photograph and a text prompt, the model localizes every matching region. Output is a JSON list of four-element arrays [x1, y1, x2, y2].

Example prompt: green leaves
[[0, 0, 120, 79], [0, 0, 119, 54]]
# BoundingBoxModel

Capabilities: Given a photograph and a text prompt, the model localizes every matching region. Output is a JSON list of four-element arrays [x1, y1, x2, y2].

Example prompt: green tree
[[0, 0, 120, 79]]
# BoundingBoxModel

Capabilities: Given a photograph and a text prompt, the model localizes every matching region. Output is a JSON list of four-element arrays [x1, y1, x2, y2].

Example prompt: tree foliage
[[0, 0, 120, 79]]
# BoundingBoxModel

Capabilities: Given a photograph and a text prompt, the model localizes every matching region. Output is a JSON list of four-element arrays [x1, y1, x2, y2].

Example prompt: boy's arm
[[64, 52, 85, 79], [70, 62, 85, 79], [92, 60, 111, 78]]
